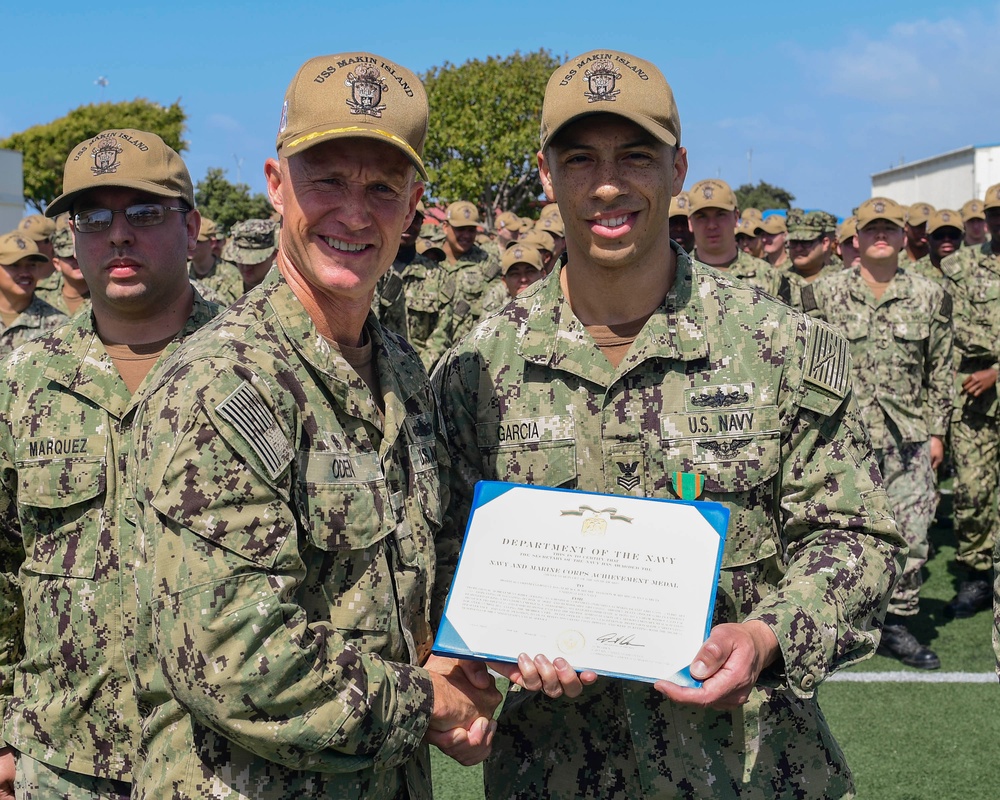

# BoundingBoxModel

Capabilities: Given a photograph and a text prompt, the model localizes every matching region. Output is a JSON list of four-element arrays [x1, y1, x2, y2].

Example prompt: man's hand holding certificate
[[433, 482, 730, 686]]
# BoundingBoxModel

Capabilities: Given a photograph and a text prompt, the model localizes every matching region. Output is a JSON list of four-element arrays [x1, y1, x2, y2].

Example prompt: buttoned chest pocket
[[968, 280, 1000, 307], [405, 291, 440, 341], [890, 318, 929, 365], [17, 457, 107, 579]]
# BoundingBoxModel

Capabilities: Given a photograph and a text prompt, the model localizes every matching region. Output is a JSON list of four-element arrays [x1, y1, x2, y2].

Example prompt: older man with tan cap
[[127, 52, 500, 800], [0, 128, 219, 799], [936, 181, 1000, 619], [434, 48, 902, 799]]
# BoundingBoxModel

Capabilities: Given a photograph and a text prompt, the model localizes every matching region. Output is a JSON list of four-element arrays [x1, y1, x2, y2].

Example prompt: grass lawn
[[432, 508, 997, 799]]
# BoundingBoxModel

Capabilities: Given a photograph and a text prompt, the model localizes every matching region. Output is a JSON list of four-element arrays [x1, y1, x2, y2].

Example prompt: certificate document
[[433, 482, 729, 686]]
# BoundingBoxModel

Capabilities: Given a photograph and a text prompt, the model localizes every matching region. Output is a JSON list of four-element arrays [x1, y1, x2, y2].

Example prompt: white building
[[0, 150, 24, 233], [871, 144, 1000, 209]]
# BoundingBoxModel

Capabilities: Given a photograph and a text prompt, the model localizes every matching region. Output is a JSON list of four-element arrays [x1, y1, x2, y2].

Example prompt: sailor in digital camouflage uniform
[[668, 190, 694, 252], [761, 212, 789, 269], [837, 215, 860, 269], [222, 217, 280, 296], [784, 209, 840, 306], [937, 182, 1000, 619], [188, 216, 243, 304], [900, 202, 934, 266], [960, 198, 988, 248], [481, 241, 550, 315], [434, 49, 903, 800], [0, 128, 219, 799], [910, 209, 963, 288], [0, 232, 67, 359], [34, 226, 92, 316], [127, 53, 500, 800], [16, 214, 57, 281], [803, 196, 952, 670], [440, 201, 502, 341], [373, 201, 458, 373], [687, 178, 790, 301]]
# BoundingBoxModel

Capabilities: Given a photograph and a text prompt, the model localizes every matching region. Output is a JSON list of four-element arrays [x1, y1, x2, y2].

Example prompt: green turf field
[[431, 510, 998, 799]]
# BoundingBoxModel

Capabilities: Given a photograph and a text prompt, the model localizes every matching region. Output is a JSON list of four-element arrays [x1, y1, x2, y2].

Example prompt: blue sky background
[[3, 1, 998, 217]]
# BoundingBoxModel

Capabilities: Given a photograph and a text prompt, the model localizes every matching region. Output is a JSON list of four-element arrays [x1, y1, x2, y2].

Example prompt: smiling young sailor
[[433, 49, 905, 799]]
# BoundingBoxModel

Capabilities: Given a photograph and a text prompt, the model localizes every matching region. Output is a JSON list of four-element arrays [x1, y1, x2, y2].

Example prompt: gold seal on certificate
[[433, 481, 729, 686]]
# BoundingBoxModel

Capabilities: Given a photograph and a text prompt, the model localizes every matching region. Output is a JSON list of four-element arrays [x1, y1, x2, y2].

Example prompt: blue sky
[[3, 1, 998, 217]]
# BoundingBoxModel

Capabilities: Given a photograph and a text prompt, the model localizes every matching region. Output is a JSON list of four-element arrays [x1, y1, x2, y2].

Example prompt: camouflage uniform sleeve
[[943, 251, 1000, 369], [925, 289, 955, 437], [0, 413, 24, 723], [430, 348, 483, 623], [745, 316, 905, 698], [132, 364, 434, 771]]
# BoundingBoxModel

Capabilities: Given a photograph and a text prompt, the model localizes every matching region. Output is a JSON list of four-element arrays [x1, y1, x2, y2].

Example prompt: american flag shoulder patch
[[216, 381, 294, 480], [803, 321, 850, 399]]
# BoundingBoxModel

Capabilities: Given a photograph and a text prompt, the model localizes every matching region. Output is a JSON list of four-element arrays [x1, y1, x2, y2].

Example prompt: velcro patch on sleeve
[[803, 320, 850, 399], [215, 381, 294, 480]]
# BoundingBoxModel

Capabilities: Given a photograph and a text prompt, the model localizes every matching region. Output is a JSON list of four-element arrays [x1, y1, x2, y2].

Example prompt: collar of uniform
[[3, 295, 56, 331], [516, 243, 709, 381]]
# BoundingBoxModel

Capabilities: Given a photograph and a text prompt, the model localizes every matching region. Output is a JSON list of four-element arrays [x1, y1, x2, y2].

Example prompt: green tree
[[734, 180, 795, 212], [422, 50, 563, 226], [194, 168, 272, 232], [0, 99, 186, 212]]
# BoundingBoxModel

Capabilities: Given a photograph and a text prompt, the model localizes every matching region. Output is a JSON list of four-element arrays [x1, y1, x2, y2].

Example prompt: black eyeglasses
[[73, 203, 188, 233]]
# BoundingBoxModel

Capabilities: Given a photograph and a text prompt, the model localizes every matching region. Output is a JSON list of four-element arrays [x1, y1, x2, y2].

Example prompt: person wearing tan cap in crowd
[[0, 231, 66, 357], [0, 128, 219, 799], [935, 181, 1000, 620], [910, 209, 963, 287], [900, 201, 934, 265], [960, 198, 988, 248], [687, 178, 789, 300], [804, 196, 952, 670], [34, 225, 92, 316], [441, 199, 502, 340], [434, 47, 902, 800], [16, 214, 57, 271], [494, 210, 526, 248], [481, 242, 552, 315], [126, 53, 500, 800], [836, 215, 860, 268], [188, 216, 242, 304], [760, 212, 790, 268], [668, 189, 694, 251], [735, 216, 765, 258], [372, 200, 458, 373], [535, 211, 566, 264], [222, 218, 279, 295]]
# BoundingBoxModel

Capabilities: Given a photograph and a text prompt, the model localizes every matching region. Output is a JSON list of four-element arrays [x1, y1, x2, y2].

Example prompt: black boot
[[879, 615, 941, 670], [944, 577, 992, 619]]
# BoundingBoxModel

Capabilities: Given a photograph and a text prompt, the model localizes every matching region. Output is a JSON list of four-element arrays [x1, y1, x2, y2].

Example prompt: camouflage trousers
[[877, 439, 937, 616], [951, 409, 999, 573], [14, 754, 130, 800]]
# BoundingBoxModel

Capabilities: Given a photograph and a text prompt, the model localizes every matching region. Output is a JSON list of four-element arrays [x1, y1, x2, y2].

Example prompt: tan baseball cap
[[17, 215, 56, 241], [540, 50, 680, 151], [857, 197, 905, 229], [275, 53, 428, 180], [415, 238, 445, 258], [905, 202, 935, 226], [985, 183, 1000, 210], [836, 216, 857, 244], [495, 210, 525, 233], [961, 199, 985, 221], [687, 179, 737, 213], [760, 215, 787, 235], [446, 201, 480, 228], [741, 208, 763, 224], [539, 203, 562, 221], [927, 209, 964, 235], [735, 218, 761, 238], [198, 217, 219, 242], [516, 229, 555, 253], [669, 191, 691, 218], [535, 215, 565, 237], [0, 231, 50, 266], [501, 243, 545, 275], [46, 129, 194, 218]]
